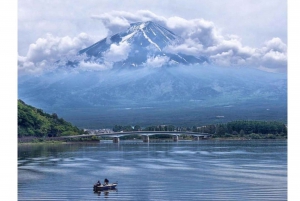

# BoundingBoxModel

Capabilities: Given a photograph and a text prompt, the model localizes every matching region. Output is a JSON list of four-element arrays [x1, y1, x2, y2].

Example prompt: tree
[[192, 126, 198, 132], [216, 124, 226, 136], [239, 129, 245, 136], [167, 125, 175, 131], [51, 113, 58, 119], [113, 125, 123, 132], [133, 125, 141, 131]]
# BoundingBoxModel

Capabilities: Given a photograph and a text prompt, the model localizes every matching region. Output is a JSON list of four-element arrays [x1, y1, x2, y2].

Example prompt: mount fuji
[[61, 21, 207, 68], [18, 21, 287, 128]]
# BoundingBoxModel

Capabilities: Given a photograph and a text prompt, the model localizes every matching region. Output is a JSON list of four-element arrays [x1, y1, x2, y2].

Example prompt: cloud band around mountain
[[18, 10, 287, 75]]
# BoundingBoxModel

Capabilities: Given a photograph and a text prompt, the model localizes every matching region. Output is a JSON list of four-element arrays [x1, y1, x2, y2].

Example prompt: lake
[[18, 140, 287, 201]]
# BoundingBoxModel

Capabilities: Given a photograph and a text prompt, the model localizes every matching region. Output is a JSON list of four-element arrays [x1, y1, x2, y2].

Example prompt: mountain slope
[[64, 21, 207, 68], [18, 66, 287, 128]]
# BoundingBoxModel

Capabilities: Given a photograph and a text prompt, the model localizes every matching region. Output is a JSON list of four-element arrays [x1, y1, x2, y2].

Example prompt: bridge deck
[[62, 131, 210, 139]]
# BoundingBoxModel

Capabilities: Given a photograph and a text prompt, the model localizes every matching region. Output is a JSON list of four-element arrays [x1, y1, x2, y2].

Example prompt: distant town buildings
[[84, 128, 113, 134]]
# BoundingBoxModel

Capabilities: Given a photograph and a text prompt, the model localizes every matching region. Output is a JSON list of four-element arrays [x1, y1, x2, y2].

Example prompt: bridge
[[62, 131, 212, 143]]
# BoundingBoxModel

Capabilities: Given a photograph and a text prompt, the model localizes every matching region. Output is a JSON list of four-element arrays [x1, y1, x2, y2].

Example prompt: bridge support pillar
[[142, 135, 149, 142], [173, 135, 179, 142], [113, 137, 120, 143], [193, 136, 200, 141]]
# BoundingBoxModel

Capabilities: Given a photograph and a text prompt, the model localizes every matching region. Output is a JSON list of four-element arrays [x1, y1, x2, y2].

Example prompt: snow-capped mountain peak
[[123, 21, 180, 49], [73, 21, 207, 68]]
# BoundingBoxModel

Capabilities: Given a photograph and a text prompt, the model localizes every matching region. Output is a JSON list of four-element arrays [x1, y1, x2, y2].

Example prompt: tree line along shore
[[18, 99, 287, 143]]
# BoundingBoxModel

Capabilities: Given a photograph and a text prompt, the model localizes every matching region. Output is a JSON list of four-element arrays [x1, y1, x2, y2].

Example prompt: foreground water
[[18, 140, 287, 201]]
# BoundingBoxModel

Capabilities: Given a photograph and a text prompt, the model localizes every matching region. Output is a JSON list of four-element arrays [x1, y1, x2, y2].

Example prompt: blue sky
[[17, 0, 287, 74]]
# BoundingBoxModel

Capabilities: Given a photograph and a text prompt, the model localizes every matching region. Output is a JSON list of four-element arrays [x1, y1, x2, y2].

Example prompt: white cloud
[[92, 12, 131, 34], [78, 61, 112, 71], [163, 38, 204, 57], [25, 33, 93, 63], [18, 33, 94, 75], [263, 50, 286, 62], [144, 56, 170, 68], [210, 50, 234, 66], [92, 10, 166, 34], [102, 42, 131, 62], [262, 37, 287, 53], [257, 38, 287, 72], [18, 55, 57, 76], [166, 17, 221, 48]]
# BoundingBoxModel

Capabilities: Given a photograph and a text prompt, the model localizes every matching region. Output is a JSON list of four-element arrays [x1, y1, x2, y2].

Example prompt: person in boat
[[93, 180, 101, 191], [104, 178, 109, 185]]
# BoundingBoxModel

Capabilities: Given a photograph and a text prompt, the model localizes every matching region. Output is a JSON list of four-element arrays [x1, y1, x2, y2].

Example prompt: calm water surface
[[18, 140, 287, 201]]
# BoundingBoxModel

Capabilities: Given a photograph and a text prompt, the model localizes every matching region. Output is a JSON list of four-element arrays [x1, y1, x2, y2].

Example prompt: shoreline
[[17, 136, 287, 145]]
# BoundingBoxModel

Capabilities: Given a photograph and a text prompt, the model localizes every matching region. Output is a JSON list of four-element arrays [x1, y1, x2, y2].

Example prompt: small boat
[[93, 182, 118, 192]]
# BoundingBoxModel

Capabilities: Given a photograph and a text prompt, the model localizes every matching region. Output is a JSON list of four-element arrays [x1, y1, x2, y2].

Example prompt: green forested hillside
[[18, 99, 84, 137]]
